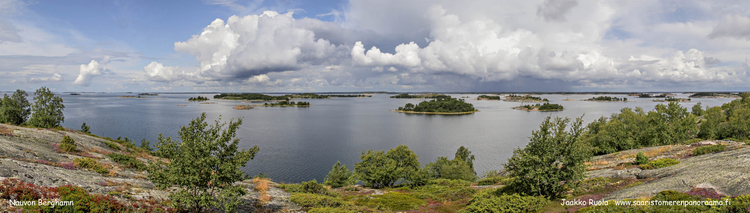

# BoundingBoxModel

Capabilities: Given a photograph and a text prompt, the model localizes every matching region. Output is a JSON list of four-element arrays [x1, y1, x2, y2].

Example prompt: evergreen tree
[[323, 161, 355, 188]]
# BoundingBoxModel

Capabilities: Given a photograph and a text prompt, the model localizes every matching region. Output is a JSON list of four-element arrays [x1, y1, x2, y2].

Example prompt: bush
[[584, 102, 698, 155], [355, 145, 421, 188], [693, 144, 726, 156], [476, 176, 505, 186], [426, 146, 476, 181], [650, 190, 697, 201], [427, 178, 473, 187], [148, 112, 259, 213], [81, 122, 90, 134], [692, 102, 704, 116], [290, 193, 348, 208], [308, 207, 357, 213], [0, 89, 31, 125], [73, 157, 109, 175], [634, 151, 648, 165], [354, 192, 426, 211], [56, 185, 124, 212], [140, 138, 153, 152], [28, 87, 65, 128], [324, 161, 355, 188], [104, 141, 121, 150], [302, 179, 326, 194], [59, 135, 77, 152], [639, 158, 680, 170], [107, 153, 147, 171], [413, 182, 476, 202], [0, 179, 58, 201], [504, 116, 590, 199], [459, 191, 548, 213]]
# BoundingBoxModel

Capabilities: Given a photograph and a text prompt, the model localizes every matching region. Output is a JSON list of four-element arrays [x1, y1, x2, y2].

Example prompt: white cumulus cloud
[[73, 58, 111, 86], [167, 11, 344, 82]]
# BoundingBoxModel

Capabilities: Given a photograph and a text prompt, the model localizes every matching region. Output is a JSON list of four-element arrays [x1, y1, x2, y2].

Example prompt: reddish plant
[[0, 179, 59, 201], [52, 143, 60, 152], [59, 162, 76, 170], [686, 188, 725, 200]]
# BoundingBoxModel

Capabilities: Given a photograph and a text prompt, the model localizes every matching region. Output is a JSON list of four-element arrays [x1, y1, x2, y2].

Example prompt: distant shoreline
[[390, 110, 478, 115]]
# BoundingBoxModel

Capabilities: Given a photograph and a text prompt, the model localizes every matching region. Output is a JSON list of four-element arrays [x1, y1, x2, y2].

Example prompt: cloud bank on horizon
[[1, 0, 750, 92]]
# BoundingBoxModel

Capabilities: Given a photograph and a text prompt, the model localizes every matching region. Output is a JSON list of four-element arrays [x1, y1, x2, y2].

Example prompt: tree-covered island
[[688, 92, 741, 98], [395, 97, 477, 114], [390, 93, 451, 99], [214, 93, 330, 101], [638, 93, 673, 98], [263, 101, 310, 107], [513, 103, 564, 111], [583, 96, 627, 102], [503, 94, 549, 102], [328, 94, 372, 98], [187, 96, 209, 101], [476, 95, 501, 100], [653, 97, 690, 102]]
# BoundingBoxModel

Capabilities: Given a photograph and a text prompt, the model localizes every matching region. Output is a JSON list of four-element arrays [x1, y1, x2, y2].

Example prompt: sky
[[1, 0, 749, 92]]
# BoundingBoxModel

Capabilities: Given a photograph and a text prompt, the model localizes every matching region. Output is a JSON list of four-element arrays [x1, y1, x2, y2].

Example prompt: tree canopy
[[148, 113, 260, 212], [28, 87, 65, 128]]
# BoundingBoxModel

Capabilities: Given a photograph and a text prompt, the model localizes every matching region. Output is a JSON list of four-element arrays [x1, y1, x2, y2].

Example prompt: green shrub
[[308, 207, 354, 213], [477, 176, 503, 186], [59, 135, 77, 152], [73, 157, 109, 175], [55, 185, 124, 212], [693, 144, 726, 156], [324, 161, 355, 188], [650, 190, 696, 201], [639, 158, 679, 170], [354, 192, 426, 211], [302, 179, 326, 194], [290, 193, 348, 208], [634, 151, 648, 165], [81, 122, 90, 134], [459, 191, 548, 213], [355, 145, 421, 188], [504, 116, 590, 199], [413, 183, 476, 202], [426, 146, 477, 181], [140, 138, 152, 152], [107, 153, 147, 171], [103, 141, 121, 150], [427, 178, 472, 187], [148, 113, 259, 213]]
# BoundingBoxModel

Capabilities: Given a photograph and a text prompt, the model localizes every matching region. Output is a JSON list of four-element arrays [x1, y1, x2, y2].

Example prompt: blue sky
[[1, 0, 749, 92]]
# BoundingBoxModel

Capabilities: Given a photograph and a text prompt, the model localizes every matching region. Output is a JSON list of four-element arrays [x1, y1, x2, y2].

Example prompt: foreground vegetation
[[396, 97, 477, 114], [586, 93, 750, 155]]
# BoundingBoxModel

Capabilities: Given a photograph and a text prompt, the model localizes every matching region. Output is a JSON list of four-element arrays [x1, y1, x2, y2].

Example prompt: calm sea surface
[[46, 93, 734, 183]]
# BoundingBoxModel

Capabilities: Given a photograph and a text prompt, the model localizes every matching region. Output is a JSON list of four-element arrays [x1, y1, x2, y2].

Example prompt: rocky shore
[[0, 124, 301, 212]]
